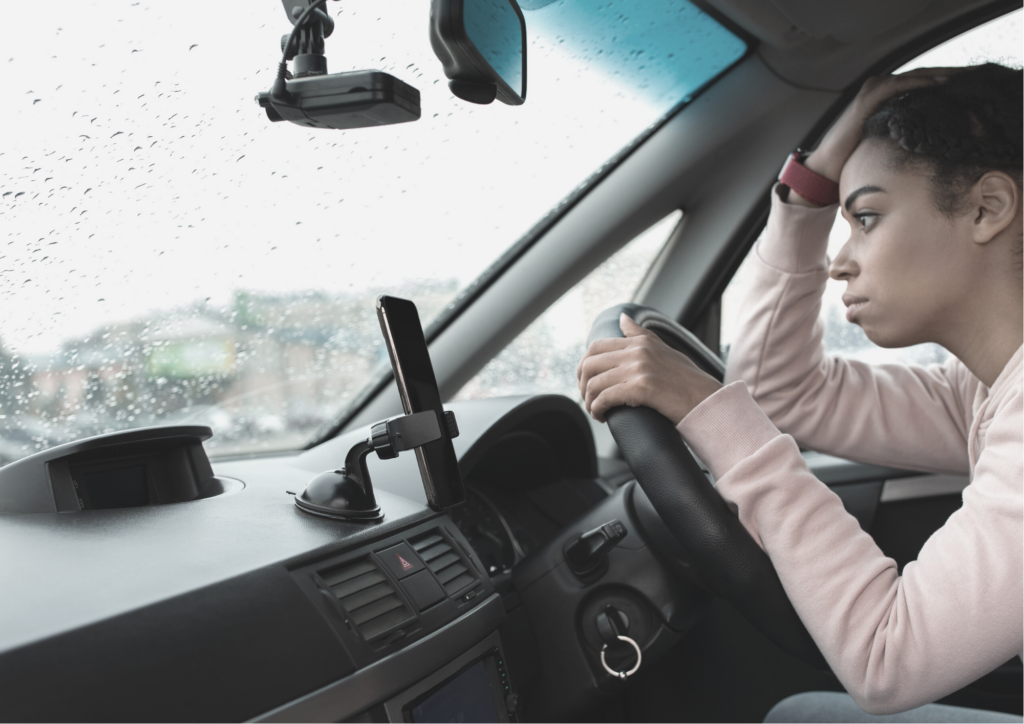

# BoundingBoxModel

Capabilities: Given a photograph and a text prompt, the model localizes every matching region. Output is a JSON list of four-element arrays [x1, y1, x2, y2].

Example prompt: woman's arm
[[724, 187, 976, 474], [679, 380, 1023, 714], [577, 186, 977, 474], [724, 68, 980, 472], [578, 71, 975, 472]]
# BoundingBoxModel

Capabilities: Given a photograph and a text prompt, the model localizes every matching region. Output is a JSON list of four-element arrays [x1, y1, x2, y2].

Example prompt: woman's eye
[[853, 212, 879, 231]]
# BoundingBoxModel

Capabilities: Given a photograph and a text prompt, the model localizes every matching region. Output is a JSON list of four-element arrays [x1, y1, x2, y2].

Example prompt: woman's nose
[[829, 239, 859, 281]]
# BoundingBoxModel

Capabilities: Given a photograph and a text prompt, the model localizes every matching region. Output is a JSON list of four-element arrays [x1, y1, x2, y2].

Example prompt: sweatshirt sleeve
[[723, 185, 976, 475], [678, 381, 1024, 714]]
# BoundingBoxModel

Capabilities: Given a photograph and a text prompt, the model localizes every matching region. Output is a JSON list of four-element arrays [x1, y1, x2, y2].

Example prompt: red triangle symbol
[[397, 554, 413, 570]]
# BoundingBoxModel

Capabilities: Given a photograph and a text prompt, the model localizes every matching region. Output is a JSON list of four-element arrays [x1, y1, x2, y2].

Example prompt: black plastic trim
[[253, 592, 505, 722], [0, 566, 356, 723], [430, 0, 528, 105], [0, 425, 217, 514], [381, 633, 513, 722], [291, 517, 492, 669]]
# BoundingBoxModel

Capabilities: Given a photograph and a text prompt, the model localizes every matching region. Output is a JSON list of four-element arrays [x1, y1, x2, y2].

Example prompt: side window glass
[[721, 9, 1021, 366], [454, 212, 682, 401]]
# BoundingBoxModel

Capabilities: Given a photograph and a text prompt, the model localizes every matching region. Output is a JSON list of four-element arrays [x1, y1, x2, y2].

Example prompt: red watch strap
[[778, 152, 840, 206]]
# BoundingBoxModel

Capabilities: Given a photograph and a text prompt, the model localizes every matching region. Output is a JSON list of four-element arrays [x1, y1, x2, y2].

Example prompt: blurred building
[[5, 280, 459, 461]]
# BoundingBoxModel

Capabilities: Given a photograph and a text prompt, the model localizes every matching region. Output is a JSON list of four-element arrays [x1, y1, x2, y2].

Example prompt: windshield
[[0, 0, 744, 460]]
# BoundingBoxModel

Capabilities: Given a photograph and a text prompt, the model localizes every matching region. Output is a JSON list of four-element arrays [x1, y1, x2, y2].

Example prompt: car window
[[454, 211, 681, 401], [720, 9, 1022, 367], [0, 1, 745, 461]]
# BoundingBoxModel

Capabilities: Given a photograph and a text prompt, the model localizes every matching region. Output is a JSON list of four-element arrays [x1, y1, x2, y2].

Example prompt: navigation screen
[[410, 659, 500, 723]]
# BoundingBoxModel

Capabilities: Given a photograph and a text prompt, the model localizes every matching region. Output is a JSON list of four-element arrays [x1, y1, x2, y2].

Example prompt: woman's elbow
[[846, 677, 930, 716]]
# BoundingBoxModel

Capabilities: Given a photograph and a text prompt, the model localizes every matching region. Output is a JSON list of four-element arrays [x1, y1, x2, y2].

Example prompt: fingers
[[582, 365, 634, 420], [580, 336, 632, 359], [579, 341, 668, 418], [577, 332, 663, 387], [619, 314, 653, 338], [575, 317, 655, 380], [860, 70, 951, 106], [578, 346, 636, 398], [588, 381, 631, 423], [814, 69, 954, 180], [884, 74, 945, 90], [576, 325, 721, 424], [576, 337, 630, 381], [576, 317, 683, 420]]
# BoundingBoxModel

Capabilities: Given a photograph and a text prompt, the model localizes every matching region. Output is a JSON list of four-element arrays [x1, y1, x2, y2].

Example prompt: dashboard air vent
[[317, 558, 411, 640], [411, 532, 476, 597]]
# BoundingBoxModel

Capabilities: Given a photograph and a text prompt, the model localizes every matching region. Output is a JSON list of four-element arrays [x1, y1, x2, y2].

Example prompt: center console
[[256, 515, 517, 723], [383, 633, 515, 722]]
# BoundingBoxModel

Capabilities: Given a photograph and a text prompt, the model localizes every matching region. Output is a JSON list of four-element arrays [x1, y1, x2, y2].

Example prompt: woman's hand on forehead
[[795, 68, 961, 201]]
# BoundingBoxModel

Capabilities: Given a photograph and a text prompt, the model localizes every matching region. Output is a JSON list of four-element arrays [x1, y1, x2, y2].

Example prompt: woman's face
[[831, 139, 979, 348]]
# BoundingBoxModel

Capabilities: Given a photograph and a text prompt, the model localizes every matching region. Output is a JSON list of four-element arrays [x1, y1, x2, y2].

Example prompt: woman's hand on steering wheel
[[576, 313, 722, 424]]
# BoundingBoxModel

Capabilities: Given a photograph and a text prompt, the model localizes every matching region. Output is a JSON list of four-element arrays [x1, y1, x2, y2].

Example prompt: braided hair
[[862, 63, 1023, 218]]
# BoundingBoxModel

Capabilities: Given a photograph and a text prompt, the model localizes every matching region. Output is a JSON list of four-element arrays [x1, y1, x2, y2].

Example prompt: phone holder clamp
[[294, 411, 458, 522]]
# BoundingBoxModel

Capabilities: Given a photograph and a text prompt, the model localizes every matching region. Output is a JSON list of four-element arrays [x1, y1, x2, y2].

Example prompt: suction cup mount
[[295, 410, 458, 522]]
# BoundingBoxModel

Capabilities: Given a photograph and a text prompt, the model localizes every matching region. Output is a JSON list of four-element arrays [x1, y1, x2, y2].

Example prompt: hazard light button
[[377, 542, 424, 580]]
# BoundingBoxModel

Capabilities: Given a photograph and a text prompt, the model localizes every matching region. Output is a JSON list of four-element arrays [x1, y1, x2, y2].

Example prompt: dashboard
[[452, 430, 612, 576], [0, 387, 984, 722], [0, 393, 658, 722]]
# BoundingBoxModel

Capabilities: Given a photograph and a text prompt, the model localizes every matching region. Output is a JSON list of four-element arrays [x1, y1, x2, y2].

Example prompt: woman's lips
[[843, 294, 869, 322]]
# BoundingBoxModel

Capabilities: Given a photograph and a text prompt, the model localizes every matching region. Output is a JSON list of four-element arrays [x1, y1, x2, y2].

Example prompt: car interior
[[1, 0, 1022, 721]]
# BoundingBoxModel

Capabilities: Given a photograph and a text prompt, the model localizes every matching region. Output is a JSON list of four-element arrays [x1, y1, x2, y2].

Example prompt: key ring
[[600, 635, 642, 680]]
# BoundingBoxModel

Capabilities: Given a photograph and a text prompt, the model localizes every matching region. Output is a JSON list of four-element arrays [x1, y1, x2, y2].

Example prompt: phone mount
[[295, 410, 459, 522]]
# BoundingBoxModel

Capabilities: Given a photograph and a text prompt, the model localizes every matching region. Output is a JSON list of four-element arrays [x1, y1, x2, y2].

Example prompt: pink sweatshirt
[[677, 186, 1023, 715]]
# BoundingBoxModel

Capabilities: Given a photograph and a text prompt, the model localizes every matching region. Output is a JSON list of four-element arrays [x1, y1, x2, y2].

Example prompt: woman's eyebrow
[[844, 185, 886, 211]]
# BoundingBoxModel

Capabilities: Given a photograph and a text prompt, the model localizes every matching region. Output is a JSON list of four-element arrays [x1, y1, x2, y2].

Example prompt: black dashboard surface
[[0, 394, 595, 721]]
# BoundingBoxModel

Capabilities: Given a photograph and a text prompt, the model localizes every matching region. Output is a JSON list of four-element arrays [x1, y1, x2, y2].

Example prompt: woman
[[577, 64, 1022, 721]]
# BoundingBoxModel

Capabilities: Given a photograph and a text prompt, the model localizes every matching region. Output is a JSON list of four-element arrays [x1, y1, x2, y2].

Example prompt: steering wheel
[[588, 303, 827, 669]]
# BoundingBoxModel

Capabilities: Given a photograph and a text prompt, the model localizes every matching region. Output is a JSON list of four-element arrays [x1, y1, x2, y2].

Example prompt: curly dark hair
[[862, 63, 1023, 217]]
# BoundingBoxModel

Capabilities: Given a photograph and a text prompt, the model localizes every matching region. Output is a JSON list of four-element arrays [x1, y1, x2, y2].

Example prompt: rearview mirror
[[430, 0, 527, 105]]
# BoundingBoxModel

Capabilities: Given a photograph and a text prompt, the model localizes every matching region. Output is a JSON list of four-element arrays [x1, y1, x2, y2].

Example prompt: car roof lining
[[699, 0, 1020, 89]]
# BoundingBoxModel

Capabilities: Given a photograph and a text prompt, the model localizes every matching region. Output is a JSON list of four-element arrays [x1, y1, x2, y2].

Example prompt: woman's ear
[[971, 171, 1020, 245]]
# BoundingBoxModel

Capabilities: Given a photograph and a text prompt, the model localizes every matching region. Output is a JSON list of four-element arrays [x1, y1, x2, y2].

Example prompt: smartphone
[[376, 295, 465, 510]]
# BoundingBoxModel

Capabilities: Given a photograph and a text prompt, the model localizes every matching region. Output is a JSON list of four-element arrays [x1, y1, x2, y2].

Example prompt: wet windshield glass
[[0, 0, 744, 459]]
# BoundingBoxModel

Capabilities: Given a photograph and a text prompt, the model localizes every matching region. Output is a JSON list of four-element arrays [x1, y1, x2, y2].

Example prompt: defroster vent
[[412, 532, 477, 597], [317, 558, 412, 640]]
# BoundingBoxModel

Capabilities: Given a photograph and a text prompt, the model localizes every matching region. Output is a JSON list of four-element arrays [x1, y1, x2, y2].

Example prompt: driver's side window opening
[[720, 9, 1022, 367], [454, 211, 683, 401]]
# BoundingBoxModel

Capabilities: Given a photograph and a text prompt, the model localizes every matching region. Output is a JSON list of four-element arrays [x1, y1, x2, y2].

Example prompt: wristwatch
[[778, 150, 840, 206]]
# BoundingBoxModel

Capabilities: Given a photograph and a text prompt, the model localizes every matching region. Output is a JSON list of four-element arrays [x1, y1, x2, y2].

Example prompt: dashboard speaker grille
[[411, 532, 476, 597], [317, 558, 411, 639]]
